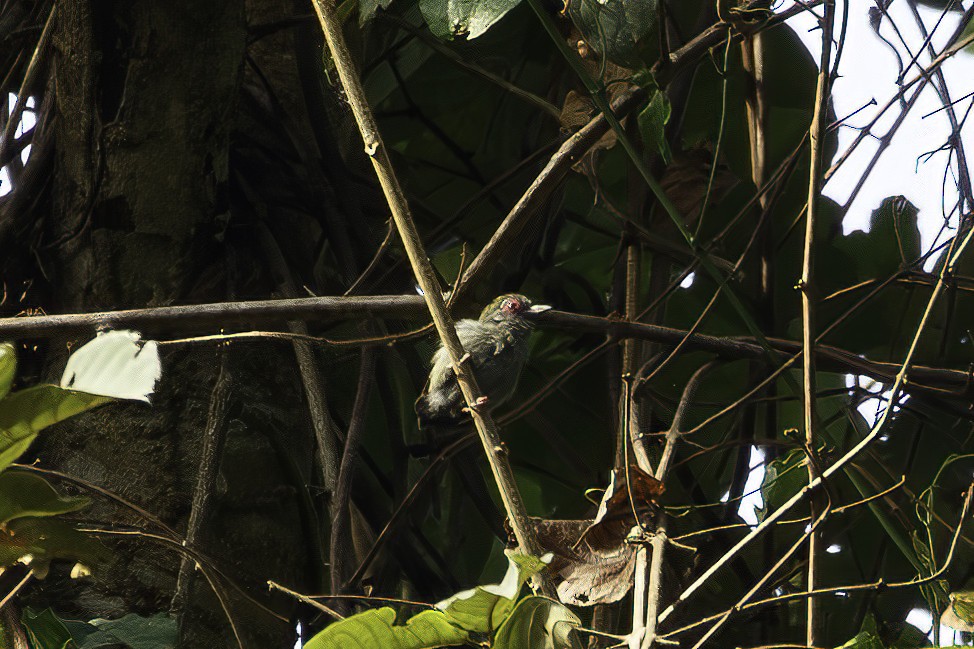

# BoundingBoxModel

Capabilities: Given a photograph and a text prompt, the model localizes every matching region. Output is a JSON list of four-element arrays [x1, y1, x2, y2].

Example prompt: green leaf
[[0, 386, 110, 471], [755, 448, 807, 522], [79, 613, 177, 649], [942, 591, 974, 632], [834, 196, 921, 281], [419, 0, 522, 40], [436, 552, 548, 633], [0, 517, 108, 575], [358, 0, 394, 24], [304, 608, 468, 649], [60, 331, 161, 403], [0, 470, 89, 525], [493, 596, 581, 649], [563, 0, 658, 67], [0, 343, 16, 400], [21, 608, 75, 649], [637, 86, 672, 164], [834, 615, 885, 649]]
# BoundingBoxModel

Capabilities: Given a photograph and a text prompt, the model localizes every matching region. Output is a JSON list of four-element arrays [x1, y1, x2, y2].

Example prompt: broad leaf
[[637, 83, 672, 164], [304, 608, 468, 649], [419, 0, 521, 40], [493, 596, 581, 649], [80, 613, 177, 649], [0, 517, 108, 576], [0, 386, 109, 471], [0, 343, 15, 400], [436, 552, 548, 633], [564, 0, 658, 67], [21, 608, 74, 649], [0, 470, 89, 525]]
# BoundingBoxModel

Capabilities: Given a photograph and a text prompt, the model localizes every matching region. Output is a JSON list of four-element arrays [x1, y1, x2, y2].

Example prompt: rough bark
[[30, 2, 319, 647]]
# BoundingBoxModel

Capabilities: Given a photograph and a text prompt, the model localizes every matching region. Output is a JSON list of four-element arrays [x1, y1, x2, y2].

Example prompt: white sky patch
[[293, 621, 303, 649], [680, 272, 696, 289], [777, 2, 974, 271], [740, 446, 766, 526], [906, 607, 957, 644], [844, 374, 909, 427], [1, 93, 37, 187]]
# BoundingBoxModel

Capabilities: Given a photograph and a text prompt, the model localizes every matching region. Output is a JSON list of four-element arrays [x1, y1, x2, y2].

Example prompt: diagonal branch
[[309, 0, 554, 595]]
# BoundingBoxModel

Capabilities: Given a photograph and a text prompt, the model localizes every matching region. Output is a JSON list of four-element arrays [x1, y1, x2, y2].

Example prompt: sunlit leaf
[[419, 0, 522, 40], [0, 343, 16, 400], [493, 596, 582, 649], [60, 330, 161, 403], [304, 608, 468, 649], [0, 386, 109, 471], [436, 552, 549, 633], [0, 471, 89, 525]]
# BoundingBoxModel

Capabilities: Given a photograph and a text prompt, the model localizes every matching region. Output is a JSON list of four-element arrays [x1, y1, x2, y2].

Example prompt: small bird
[[415, 294, 550, 429]]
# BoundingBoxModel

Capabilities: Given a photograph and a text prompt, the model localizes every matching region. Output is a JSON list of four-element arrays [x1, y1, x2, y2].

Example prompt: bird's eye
[[503, 298, 521, 314]]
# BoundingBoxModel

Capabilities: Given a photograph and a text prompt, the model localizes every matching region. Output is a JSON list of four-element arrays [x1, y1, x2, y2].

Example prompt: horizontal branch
[[0, 295, 967, 394]]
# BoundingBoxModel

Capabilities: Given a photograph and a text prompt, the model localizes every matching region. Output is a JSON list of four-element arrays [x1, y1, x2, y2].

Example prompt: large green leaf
[[563, 0, 658, 67], [492, 596, 581, 649], [436, 552, 548, 633], [0, 343, 15, 400], [834, 615, 885, 649], [834, 197, 921, 281], [637, 80, 672, 164], [304, 608, 468, 649], [0, 470, 89, 525], [76, 613, 177, 649], [419, 0, 522, 40], [0, 516, 108, 575], [0, 386, 109, 471], [21, 608, 75, 649]]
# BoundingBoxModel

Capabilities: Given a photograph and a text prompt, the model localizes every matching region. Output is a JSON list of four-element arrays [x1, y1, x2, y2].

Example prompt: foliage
[[305, 553, 579, 649], [2, 0, 974, 648], [21, 609, 177, 649]]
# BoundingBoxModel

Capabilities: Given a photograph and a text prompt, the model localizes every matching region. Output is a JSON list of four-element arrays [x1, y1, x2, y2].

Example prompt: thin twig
[[268, 580, 345, 620], [663, 484, 973, 640], [0, 570, 34, 611], [640, 364, 715, 649], [330, 347, 377, 598], [657, 216, 974, 626]]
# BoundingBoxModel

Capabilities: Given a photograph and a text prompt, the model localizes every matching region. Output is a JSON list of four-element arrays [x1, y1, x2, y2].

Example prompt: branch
[[0, 297, 970, 395], [309, 0, 554, 595], [330, 347, 377, 598], [639, 363, 716, 649], [801, 2, 835, 643]]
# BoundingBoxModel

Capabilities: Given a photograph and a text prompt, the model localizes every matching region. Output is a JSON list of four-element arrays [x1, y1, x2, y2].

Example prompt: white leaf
[[61, 331, 161, 402]]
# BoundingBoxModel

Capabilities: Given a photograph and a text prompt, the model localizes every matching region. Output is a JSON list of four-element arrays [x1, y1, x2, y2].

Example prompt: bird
[[415, 294, 550, 429]]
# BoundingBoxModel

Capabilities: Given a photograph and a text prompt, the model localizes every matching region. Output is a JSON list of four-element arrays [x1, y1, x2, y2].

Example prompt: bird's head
[[478, 294, 551, 327]]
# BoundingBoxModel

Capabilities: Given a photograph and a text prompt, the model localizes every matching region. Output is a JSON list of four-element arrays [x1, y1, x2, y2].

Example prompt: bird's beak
[[527, 304, 552, 314]]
